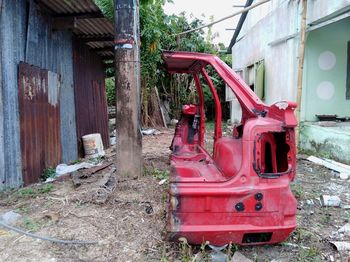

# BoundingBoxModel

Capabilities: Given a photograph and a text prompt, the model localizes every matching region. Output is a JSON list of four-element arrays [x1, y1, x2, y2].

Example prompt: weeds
[[294, 247, 321, 262], [291, 183, 304, 200], [144, 167, 169, 181], [41, 167, 56, 181], [70, 159, 82, 165], [179, 237, 192, 262], [22, 217, 40, 232], [2, 184, 54, 204]]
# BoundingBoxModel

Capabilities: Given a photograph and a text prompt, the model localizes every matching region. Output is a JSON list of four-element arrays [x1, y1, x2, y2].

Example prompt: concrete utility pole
[[114, 0, 142, 176]]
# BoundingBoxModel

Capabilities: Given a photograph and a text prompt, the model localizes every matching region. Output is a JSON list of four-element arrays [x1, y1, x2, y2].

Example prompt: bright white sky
[[164, 0, 247, 47]]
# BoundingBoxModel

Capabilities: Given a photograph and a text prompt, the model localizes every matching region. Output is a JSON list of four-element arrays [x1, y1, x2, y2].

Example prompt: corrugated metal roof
[[37, 0, 114, 59], [38, 0, 100, 15]]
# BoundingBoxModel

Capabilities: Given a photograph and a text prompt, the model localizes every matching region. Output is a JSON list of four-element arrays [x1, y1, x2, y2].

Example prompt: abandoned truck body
[[163, 51, 297, 246]]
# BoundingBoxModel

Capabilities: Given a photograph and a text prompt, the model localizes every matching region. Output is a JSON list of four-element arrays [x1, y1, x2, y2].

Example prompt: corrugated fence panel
[[18, 62, 62, 185], [0, 0, 5, 189], [0, 0, 27, 189], [25, 2, 78, 163], [73, 37, 110, 156], [0, 0, 78, 189]]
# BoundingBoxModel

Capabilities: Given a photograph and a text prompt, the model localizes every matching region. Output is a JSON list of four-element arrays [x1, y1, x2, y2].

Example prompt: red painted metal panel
[[73, 37, 110, 156], [164, 51, 297, 246], [18, 62, 62, 185]]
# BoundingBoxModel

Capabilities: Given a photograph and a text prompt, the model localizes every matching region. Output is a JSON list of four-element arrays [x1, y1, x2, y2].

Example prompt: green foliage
[[94, 0, 114, 20], [95, 0, 231, 123], [22, 217, 40, 231], [0, 184, 54, 205], [291, 183, 304, 200], [294, 247, 321, 262], [105, 77, 116, 106], [144, 167, 169, 180], [41, 167, 56, 181]]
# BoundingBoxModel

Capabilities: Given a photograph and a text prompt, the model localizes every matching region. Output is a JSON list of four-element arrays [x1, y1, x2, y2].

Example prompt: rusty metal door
[[18, 62, 62, 185]]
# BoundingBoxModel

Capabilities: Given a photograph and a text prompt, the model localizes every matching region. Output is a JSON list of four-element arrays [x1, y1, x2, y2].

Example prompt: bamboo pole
[[295, 0, 308, 148]]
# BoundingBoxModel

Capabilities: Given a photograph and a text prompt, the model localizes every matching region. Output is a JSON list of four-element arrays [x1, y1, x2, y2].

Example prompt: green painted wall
[[302, 17, 350, 121]]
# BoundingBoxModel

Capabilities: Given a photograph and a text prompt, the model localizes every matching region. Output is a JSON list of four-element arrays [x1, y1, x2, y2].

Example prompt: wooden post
[[295, 0, 307, 147], [114, 0, 142, 176]]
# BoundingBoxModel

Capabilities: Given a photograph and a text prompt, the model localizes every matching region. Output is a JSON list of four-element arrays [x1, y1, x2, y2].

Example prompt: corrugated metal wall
[[73, 37, 110, 156], [0, 0, 78, 189], [18, 63, 62, 185], [25, 1, 78, 164], [0, 0, 27, 189]]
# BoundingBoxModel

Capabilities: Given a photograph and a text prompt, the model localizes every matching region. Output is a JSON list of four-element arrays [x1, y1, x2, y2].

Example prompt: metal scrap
[[92, 168, 117, 204]]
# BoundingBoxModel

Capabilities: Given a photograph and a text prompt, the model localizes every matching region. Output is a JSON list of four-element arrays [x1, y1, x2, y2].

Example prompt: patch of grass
[[38, 184, 53, 194], [69, 159, 82, 165], [343, 211, 350, 222], [294, 247, 321, 262], [152, 169, 169, 180], [22, 217, 40, 232], [41, 167, 56, 181], [87, 156, 104, 165], [319, 209, 332, 225], [6, 184, 54, 202], [291, 183, 305, 200], [225, 242, 239, 258], [178, 237, 192, 262], [144, 167, 169, 181], [291, 227, 318, 244], [17, 187, 36, 197]]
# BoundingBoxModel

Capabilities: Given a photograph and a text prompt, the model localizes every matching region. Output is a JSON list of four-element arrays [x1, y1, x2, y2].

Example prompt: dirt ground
[[0, 128, 350, 261]]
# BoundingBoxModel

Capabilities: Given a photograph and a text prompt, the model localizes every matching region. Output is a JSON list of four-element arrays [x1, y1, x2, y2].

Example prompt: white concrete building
[[227, 0, 350, 163]]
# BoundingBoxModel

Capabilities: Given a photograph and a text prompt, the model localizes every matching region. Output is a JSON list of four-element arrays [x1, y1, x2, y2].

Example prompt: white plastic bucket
[[82, 133, 105, 158]]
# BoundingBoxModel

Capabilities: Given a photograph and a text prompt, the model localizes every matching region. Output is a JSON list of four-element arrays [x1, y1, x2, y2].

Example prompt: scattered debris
[[71, 163, 113, 187], [209, 244, 228, 262], [143, 202, 154, 214], [154, 86, 168, 128], [231, 251, 253, 262], [282, 242, 310, 250], [330, 241, 350, 251], [0, 211, 22, 225], [56, 162, 97, 176], [320, 195, 341, 207], [158, 178, 167, 185], [142, 129, 161, 136], [92, 168, 117, 204], [306, 199, 314, 206], [307, 156, 350, 176], [339, 172, 349, 180], [337, 223, 350, 237], [110, 136, 116, 146], [170, 119, 178, 126]]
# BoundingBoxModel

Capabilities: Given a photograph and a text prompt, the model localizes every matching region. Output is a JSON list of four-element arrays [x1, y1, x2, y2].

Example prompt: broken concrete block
[[320, 195, 341, 207], [0, 211, 22, 225], [231, 251, 252, 262]]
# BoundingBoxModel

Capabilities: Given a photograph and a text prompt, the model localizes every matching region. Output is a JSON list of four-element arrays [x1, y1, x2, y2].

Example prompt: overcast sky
[[163, 0, 246, 46]]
